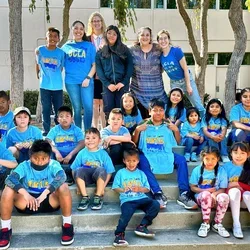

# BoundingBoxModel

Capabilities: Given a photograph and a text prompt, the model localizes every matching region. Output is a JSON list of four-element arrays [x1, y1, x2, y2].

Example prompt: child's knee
[[242, 191, 250, 202], [228, 188, 241, 200], [57, 183, 70, 195], [217, 193, 229, 204], [1, 186, 15, 200]]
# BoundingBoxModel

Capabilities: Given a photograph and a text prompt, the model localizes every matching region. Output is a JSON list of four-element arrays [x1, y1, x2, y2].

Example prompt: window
[[218, 53, 232, 65], [154, 0, 164, 8], [129, 0, 151, 8], [207, 54, 215, 65], [242, 53, 250, 65], [167, 0, 177, 9], [100, 0, 112, 7], [220, 0, 247, 10], [185, 53, 195, 65]]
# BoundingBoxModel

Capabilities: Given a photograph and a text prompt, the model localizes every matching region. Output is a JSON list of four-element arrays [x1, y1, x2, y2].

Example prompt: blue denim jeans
[[115, 198, 160, 235], [65, 83, 94, 130], [102, 85, 129, 117], [40, 88, 63, 134], [230, 129, 250, 144], [170, 71, 205, 117], [206, 137, 228, 156], [138, 153, 190, 195], [183, 137, 207, 155]]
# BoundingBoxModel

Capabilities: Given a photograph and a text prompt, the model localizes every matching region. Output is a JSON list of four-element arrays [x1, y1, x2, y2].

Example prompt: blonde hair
[[157, 29, 172, 45], [86, 12, 106, 36]]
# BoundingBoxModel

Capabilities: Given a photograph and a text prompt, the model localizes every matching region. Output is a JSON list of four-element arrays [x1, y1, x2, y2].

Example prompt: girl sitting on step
[[189, 146, 230, 238]]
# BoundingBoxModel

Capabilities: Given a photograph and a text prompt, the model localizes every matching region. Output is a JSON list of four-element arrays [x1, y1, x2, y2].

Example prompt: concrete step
[[8, 228, 250, 250], [11, 201, 250, 233]]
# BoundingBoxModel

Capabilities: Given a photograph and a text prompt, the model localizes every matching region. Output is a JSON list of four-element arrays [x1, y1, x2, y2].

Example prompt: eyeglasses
[[92, 20, 102, 23]]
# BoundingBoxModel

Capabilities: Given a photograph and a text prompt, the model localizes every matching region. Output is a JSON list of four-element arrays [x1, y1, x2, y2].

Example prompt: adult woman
[[87, 12, 106, 129], [157, 29, 205, 117], [96, 25, 133, 119], [130, 27, 168, 119], [62, 20, 96, 129]]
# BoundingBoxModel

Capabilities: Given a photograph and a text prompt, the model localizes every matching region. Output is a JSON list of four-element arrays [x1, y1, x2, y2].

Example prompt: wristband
[[86, 76, 91, 80]]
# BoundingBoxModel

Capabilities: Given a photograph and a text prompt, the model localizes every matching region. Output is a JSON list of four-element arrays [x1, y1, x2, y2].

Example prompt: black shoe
[[91, 195, 103, 210], [134, 225, 155, 237], [113, 233, 128, 247], [61, 223, 74, 246], [0, 228, 12, 250]]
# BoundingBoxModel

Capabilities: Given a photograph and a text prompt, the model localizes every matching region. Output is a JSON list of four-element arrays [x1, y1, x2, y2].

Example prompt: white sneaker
[[212, 223, 230, 238], [221, 155, 230, 163], [197, 223, 210, 237], [233, 224, 244, 239]]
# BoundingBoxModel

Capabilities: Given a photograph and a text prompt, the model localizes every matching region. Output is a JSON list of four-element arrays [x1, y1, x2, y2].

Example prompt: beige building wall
[[0, 0, 249, 102]]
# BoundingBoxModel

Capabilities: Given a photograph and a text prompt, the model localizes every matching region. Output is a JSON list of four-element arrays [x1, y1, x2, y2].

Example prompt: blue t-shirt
[[224, 161, 243, 183], [160, 47, 185, 80], [62, 40, 96, 85], [101, 126, 130, 140], [6, 126, 43, 152], [13, 159, 63, 194], [167, 107, 186, 124], [123, 109, 143, 133], [230, 103, 250, 127], [180, 121, 203, 144], [70, 147, 115, 174], [112, 168, 150, 205], [139, 123, 177, 174], [0, 111, 15, 147], [190, 165, 228, 198], [46, 124, 84, 158], [0, 142, 16, 174], [36, 45, 64, 90], [201, 116, 227, 135]]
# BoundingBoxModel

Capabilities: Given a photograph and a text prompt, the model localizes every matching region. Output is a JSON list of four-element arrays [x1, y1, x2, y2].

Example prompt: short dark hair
[[123, 148, 139, 160], [29, 140, 52, 157], [85, 127, 101, 138], [0, 91, 10, 101], [186, 106, 200, 121], [13, 111, 31, 126], [58, 106, 73, 116], [148, 98, 165, 110], [47, 27, 60, 37]]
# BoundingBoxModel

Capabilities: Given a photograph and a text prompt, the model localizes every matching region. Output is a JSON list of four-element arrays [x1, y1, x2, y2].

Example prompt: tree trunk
[[176, 0, 209, 101], [224, 0, 247, 114], [58, 0, 73, 47], [8, 0, 24, 109]]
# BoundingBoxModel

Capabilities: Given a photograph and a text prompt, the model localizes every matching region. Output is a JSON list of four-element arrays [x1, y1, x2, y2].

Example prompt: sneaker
[[177, 191, 198, 210], [91, 195, 103, 210], [134, 225, 155, 237], [184, 153, 190, 162], [113, 233, 129, 247], [61, 223, 74, 246], [161, 192, 168, 205], [233, 224, 244, 239], [191, 152, 197, 162], [77, 196, 90, 211], [212, 223, 230, 238], [154, 193, 166, 209], [0, 228, 12, 250], [197, 223, 210, 237], [221, 155, 230, 163]]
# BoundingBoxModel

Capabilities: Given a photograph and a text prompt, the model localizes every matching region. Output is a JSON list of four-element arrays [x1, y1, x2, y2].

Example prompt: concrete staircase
[[7, 162, 250, 249]]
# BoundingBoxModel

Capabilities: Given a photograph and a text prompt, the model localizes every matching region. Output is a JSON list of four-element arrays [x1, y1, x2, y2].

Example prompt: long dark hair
[[231, 142, 250, 184], [120, 92, 139, 117], [186, 107, 200, 123], [204, 98, 229, 126], [199, 146, 220, 187], [165, 88, 184, 122], [100, 25, 128, 59]]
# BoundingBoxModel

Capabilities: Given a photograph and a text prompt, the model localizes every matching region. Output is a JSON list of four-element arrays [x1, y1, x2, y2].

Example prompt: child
[[6, 107, 43, 163], [0, 140, 74, 249], [112, 148, 160, 247], [0, 91, 15, 146], [190, 146, 230, 238], [70, 127, 115, 211], [165, 87, 186, 127], [229, 88, 250, 144], [101, 108, 135, 165], [120, 92, 142, 134], [35, 27, 64, 136], [224, 142, 250, 239], [181, 107, 206, 162], [133, 98, 197, 210], [202, 98, 230, 163], [0, 135, 17, 193], [46, 106, 84, 185]]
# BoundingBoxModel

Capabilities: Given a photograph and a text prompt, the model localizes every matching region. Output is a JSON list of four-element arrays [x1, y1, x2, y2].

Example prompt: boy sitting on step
[[133, 98, 197, 210], [70, 127, 115, 211], [46, 106, 85, 185], [0, 140, 74, 250], [113, 148, 160, 247]]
